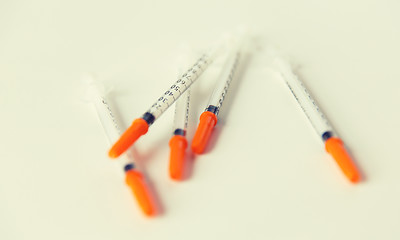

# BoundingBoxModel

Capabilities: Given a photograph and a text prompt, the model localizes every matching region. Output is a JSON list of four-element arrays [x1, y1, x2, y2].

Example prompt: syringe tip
[[169, 135, 188, 180], [108, 118, 149, 158], [125, 170, 155, 216], [325, 137, 361, 183], [191, 111, 218, 154]]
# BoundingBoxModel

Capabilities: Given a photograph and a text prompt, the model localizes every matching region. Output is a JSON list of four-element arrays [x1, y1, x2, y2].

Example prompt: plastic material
[[325, 137, 361, 183], [274, 57, 334, 138], [109, 118, 149, 158], [125, 170, 155, 216], [191, 111, 218, 154], [85, 75, 156, 216], [169, 135, 188, 180]]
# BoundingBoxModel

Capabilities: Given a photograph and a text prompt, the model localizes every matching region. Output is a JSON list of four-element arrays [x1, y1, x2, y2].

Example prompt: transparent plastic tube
[[146, 51, 214, 120], [273, 58, 335, 141], [172, 89, 190, 136], [205, 50, 241, 116]]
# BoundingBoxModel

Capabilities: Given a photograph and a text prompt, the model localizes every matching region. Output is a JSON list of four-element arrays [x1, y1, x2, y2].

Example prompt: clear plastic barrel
[[172, 89, 190, 134], [146, 44, 222, 120], [86, 77, 136, 169], [206, 50, 241, 116], [273, 58, 336, 140]]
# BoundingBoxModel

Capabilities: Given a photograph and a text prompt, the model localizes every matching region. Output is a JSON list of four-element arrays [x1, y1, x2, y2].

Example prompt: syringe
[[169, 89, 190, 180], [191, 43, 243, 154], [109, 42, 223, 159], [273, 58, 361, 183], [85, 75, 156, 216], [168, 48, 196, 180]]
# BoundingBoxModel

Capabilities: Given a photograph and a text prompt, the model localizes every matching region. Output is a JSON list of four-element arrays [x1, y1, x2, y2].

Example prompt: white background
[[1, 0, 400, 239]]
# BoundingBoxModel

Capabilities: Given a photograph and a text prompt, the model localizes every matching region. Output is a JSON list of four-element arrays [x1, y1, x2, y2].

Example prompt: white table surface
[[1, 0, 400, 239]]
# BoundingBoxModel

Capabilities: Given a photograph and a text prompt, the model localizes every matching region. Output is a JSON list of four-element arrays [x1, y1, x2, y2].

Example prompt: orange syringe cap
[[191, 111, 218, 154], [125, 169, 155, 216], [169, 135, 188, 180], [325, 137, 361, 183], [109, 118, 149, 159]]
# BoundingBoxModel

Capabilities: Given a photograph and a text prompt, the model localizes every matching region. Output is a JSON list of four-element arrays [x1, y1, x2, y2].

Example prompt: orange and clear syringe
[[191, 45, 242, 154], [167, 49, 195, 180], [169, 88, 190, 180], [273, 58, 361, 183], [86, 76, 156, 216]]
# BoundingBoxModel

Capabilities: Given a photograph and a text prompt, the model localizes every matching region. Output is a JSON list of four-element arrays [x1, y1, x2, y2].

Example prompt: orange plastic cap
[[191, 111, 218, 154], [169, 135, 188, 180], [125, 170, 155, 216], [109, 118, 149, 159], [325, 137, 361, 183]]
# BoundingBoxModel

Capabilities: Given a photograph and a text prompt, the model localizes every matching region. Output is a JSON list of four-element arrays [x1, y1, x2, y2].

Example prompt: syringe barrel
[[88, 84, 121, 143], [172, 89, 190, 136], [88, 82, 136, 169], [145, 46, 221, 122], [206, 50, 241, 116], [274, 59, 336, 141]]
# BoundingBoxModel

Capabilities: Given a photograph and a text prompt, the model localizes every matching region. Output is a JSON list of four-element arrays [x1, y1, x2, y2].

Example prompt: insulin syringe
[[109, 43, 223, 159], [273, 59, 361, 183], [169, 89, 190, 180], [86, 76, 156, 216], [168, 50, 195, 180], [191, 44, 242, 154]]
